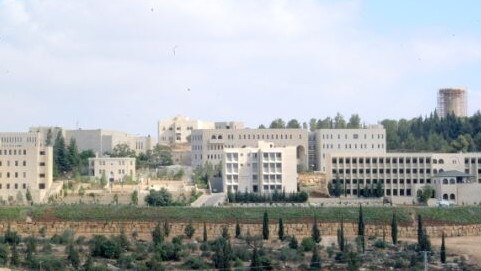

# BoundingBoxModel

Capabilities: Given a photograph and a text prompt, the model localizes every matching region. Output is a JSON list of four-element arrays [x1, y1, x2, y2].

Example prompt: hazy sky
[[1, 0, 481, 136]]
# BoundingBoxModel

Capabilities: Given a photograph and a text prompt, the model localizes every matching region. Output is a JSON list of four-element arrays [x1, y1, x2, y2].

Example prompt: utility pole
[[423, 250, 428, 271]]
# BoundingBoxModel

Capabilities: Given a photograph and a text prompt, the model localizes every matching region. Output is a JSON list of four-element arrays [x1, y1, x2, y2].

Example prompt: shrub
[[232, 245, 251, 262], [279, 247, 302, 262], [0, 244, 9, 265], [301, 237, 316, 252], [144, 188, 173, 206], [183, 256, 209, 270], [184, 222, 195, 239], [90, 235, 121, 259], [27, 254, 64, 271], [373, 239, 387, 249], [289, 235, 299, 250]]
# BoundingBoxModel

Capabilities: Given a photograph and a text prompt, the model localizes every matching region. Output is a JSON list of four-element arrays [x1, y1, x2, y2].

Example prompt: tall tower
[[437, 88, 467, 118]]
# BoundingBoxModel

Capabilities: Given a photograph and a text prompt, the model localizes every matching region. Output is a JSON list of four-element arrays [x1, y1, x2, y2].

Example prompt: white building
[[88, 157, 136, 183], [192, 128, 308, 170], [313, 125, 386, 172], [223, 141, 298, 193], [158, 116, 216, 145], [0, 132, 54, 203]]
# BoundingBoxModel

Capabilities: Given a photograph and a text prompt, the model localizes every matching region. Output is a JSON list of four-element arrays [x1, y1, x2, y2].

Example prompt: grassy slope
[[3, 205, 481, 225]]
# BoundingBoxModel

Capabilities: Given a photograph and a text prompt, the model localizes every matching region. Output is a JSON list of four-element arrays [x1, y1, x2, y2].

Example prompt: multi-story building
[[222, 141, 297, 193], [326, 152, 481, 203], [30, 127, 155, 155], [157, 116, 216, 145], [191, 128, 308, 170], [313, 125, 386, 172], [88, 157, 136, 183], [0, 132, 53, 203]]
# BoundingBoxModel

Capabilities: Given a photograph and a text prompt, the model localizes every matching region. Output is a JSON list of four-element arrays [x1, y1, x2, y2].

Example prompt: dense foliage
[[227, 190, 308, 203]]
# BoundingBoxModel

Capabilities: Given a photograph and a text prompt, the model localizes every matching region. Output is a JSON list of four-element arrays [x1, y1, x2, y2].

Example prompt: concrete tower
[[437, 88, 467, 118]]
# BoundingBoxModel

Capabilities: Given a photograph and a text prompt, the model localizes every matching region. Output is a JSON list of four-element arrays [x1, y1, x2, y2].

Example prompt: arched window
[[450, 178, 456, 184], [450, 194, 456, 200], [443, 194, 448, 200], [211, 135, 217, 139], [439, 159, 445, 164], [218, 135, 223, 139], [443, 179, 448, 184], [433, 159, 438, 164], [433, 169, 438, 174]]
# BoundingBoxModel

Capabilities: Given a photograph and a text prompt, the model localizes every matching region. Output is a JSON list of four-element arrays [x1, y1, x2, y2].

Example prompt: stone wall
[[298, 173, 328, 196], [2, 220, 481, 241]]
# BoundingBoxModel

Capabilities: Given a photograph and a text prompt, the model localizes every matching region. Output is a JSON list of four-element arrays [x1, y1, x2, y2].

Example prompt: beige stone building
[[88, 157, 136, 183], [157, 116, 216, 145], [312, 125, 386, 172], [0, 132, 54, 203], [191, 128, 308, 170], [326, 151, 481, 204], [223, 141, 298, 193]]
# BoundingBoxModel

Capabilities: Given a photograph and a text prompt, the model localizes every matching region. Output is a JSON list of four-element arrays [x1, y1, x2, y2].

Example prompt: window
[[39, 183, 46, 189]]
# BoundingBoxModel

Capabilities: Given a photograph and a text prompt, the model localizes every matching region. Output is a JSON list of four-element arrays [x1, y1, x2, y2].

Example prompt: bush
[[90, 235, 121, 259], [373, 239, 387, 249], [279, 247, 302, 262], [301, 237, 316, 252], [145, 188, 173, 206], [233, 245, 251, 262], [227, 190, 308, 203], [27, 254, 64, 271], [184, 223, 195, 239], [0, 244, 9, 265], [118, 253, 135, 269], [183, 256, 209, 270]]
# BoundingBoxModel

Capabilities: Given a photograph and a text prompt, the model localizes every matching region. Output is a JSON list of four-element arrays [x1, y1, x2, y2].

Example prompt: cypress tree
[[358, 205, 365, 252], [312, 218, 321, 244], [337, 218, 345, 252], [163, 220, 170, 237], [203, 223, 208, 242], [440, 232, 446, 263], [67, 242, 80, 269], [235, 221, 241, 239], [10, 242, 19, 266], [391, 211, 398, 245], [222, 225, 230, 239], [310, 245, 322, 270], [262, 210, 269, 240], [417, 215, 423, 247], [152, 223, 164, 246], [278, 218, 285, 241]]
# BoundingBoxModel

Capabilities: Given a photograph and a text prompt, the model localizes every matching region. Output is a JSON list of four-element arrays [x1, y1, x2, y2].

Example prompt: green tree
[[310, 245, 322, 270], [417, 185, 434, 205], [289, 235, 299, 249], [152, 223, 164, 246], [46, 128, 53, 146], [163, 221, 170, 237], [110, 144, 136, 157], [278, 218, 285, 241], [113, 194, 119, 205], [100, 171, 108, 187], [203, 223, 208, 242], [184, 222, 195, 239], [262, 210, 269, 240], [391, 212, 398, 245], [440, 232, 446, 264], [337, 217, 346, 252], [235, 221, 241, 239], [212, 237, 232, 269], [221, 225, 230, 240], [374, 181, 384, 198], [347, 114, 361, 129], [53, 131, 71, 176], [26, 189, 32, 202], [269, 118, 286, 129], [358, 205, 365, 253], [309, 118, 318, 131], [67, 242, 80, 269], [10, 242, 19, 266], [144, 189, 173, 206], [0, 244, 9, 265], [150, 144, 173, 167], [334, 113, 347, 129], [311, 218, 321, 244], [131, 190, 138, 205], [67, 138, 81, 173], [286, 119, 301, 129]]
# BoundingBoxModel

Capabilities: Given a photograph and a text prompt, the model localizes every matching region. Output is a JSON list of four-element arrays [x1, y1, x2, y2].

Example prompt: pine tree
[[203, 223, 208, 242], [278, 218, 285, 241], [391, 211, 398, 245], [152, 223, 164, 246], [358, 205, 365, 252], [312, 218, 321, 244], [310, 245, 322, 270], [262, 210, 269, 240], [417, 215, 423, 246], [67, 138, 80, 173], [53, 131, 70, 176], [212, 237, 232, 269], [235, 221, 241, 239], [440, 232, 446, 264], [289, 235, 299, 249]]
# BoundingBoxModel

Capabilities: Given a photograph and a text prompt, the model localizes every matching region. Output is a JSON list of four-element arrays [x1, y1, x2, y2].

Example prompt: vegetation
[[262, 210, 269, 240], [311, 218, 321, 244], [144, 188, 173, 206], [358, 205, 365, 253], [441, 232, 446, 264], [391, 211, 398, 245], [227, 189, 308, 203], [278, 218, 285, 241], [417, 185, 435, 204]]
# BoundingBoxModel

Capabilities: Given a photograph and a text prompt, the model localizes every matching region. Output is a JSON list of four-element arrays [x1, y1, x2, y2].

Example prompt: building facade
[[223, 141, 297, 193], [326, 151, 481, 203], [313, 126, 386, 172], [88, 157, 136, 183], [191, 128, 308, 170], [0, 132, 53, 203], [158, 116, 216, 145]]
